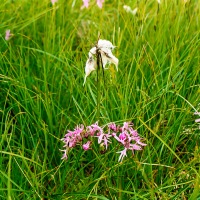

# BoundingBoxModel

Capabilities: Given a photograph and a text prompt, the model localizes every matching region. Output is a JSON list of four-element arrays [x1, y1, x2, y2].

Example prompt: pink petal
[[195, 118, 200, 123], [81, 0, 90, 9], [83, 141, 91, 150], [96, 0, 104, 8]]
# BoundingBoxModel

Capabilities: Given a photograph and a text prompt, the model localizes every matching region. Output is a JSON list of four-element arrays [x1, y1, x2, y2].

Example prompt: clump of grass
[[0, 0, 200, 199]]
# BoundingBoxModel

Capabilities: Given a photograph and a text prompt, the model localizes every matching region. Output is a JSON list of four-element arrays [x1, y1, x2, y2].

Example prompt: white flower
[[157, 0, 161, 4], [99, 47, 118, 70], [98, 39, 115, 50], [83, 39, 118, 85], [123, 5, 138, 15]]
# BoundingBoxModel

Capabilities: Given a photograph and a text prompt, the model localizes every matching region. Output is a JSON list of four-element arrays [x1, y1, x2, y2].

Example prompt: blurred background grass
[[0, 0, 200, 199]]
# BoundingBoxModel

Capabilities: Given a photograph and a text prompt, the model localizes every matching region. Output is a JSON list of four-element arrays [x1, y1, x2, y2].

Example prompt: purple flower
[[61, 124, 84, 148], [96, 132, 112, 149], [108, 122, 118, 132], [83, 141, 91, 150], [81, 0, 90, 9], [117, 148, 127, 162], [119, 132, 126, 141], [122, 121, 133, 132], [5, 30, 12, 41], [112, 122, 146, 162], [51, 0, 58, 5], [96, 0, 104, 8], [90, 121, 103, 135], [61, 121, 146, 162], [130, 144, 142, 151]]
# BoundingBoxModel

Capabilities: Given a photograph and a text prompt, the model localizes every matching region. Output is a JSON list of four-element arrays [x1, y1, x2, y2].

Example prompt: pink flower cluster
[[81, 0, 105, 9], [61, 122, 146, 162]]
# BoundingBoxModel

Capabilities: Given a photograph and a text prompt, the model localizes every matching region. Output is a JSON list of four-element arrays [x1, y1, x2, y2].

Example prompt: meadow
[[0, 0, 200, 199]]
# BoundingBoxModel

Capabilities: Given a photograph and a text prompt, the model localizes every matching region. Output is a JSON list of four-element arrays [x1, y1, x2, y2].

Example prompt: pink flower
[[61, 121, 147, 162], [5, 30, 11, 41], [122, 121, 133, 132], [61, 149, 68, 160], [81, 0, 90, 9], [119, 132, 126, 141], [96, 133, 112, 149], [194, 112, 200, 115], [83, 141, 91, 150], [195, 119, 200, 123], [117, 148, 127, 162], [96, 0, 104, 8], [130, 144, 142, 151], [112, 122, 146, 162], [90, 122, 103, 135], [108, 122, 118, 132], [51, 0, 58, 5], [61, 124, 84, 148]]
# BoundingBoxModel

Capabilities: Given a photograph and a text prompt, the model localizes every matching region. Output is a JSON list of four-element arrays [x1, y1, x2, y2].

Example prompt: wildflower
[[117, 148, 127, 162], [122, 121, 132, 130], [108, 122, 118, 132], [96, 132, 112, 149], [83, 39, 118, 85], [83, 141, 91, 150], [5, 30, 12, 41], [194, 112, 200, 115], [96, 0, 104, 9], [123, 5, 138, 15], [61, 121, 146, 162], [51, 0, 58, 5], [61, 149, 68, 160], [83, 50, 97, 85], [61, 124, 84, 148], [157, 0, 161, 4], [195, 119, 200, 123], [112, 122, 147, 162], [81, 0, 90, 9]]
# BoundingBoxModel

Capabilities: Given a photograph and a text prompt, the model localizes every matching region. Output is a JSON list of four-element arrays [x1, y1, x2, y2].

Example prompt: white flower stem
[[96, 49, 101, 121]]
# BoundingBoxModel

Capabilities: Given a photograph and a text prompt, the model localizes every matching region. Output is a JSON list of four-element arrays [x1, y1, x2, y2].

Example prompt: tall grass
[[0, 0, 200, 199]]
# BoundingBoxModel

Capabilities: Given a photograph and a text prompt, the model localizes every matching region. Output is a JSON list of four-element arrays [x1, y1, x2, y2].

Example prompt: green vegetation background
[[0, 0, 200, 199]]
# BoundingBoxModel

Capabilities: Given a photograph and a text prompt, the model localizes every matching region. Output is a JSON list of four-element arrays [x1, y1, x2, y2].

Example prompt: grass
[[0, 0, 200, 199]]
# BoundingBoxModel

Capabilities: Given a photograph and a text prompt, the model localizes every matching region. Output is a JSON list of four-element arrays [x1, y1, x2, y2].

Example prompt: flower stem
[[96, 50, 101, 121]]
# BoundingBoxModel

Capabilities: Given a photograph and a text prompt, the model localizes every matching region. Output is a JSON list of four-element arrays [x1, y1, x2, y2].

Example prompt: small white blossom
[[83, 39, 118, 85], [83, 52, 97, 86], [157, 0, 161, 4], [98, 39, 116, 50], [123, 5, 138, 15]]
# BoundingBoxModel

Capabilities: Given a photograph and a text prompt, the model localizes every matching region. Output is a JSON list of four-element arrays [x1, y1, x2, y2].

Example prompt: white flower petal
[[98, 39, 115, 50], [83, 57, 97, 85], [123, 5, 138, 15], [100, 48, 118, 71], [123, 5, 131, 12], [100, 53, 109, 69], [89, 47, 97, 57], [131, 7, 138, 15], [157, 0, 161, 4], [83, 39, 118, 85]]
